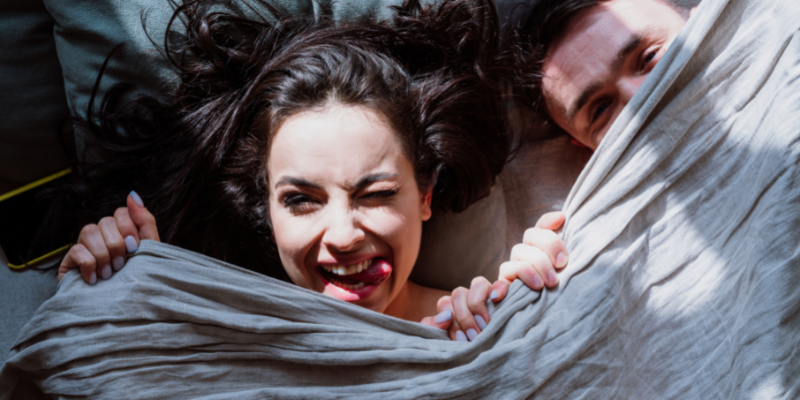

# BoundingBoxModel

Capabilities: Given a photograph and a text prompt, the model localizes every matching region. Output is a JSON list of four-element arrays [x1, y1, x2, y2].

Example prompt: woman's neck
[[383, 281, 449, 322]]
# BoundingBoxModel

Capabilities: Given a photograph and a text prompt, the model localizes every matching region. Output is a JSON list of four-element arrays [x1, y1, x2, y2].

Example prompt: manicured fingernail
[[125, 236, 138, 253], [466, 328, 479, 341], [455, 330, 468, 342], [100, 265, 112, 280], [475, 315, 487, 330], [533, 275, 544, 289], [88, 272, 97, 285], [556, 252, 567, 267], [112, 256, 125, 271], [548, 271, 558, 286], [130, 190, 144, 207], [489, 290, 498, 301], [434, 310, 452, 324]]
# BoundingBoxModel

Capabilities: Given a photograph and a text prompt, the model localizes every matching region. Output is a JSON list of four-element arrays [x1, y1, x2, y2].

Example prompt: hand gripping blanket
[[2, 0, 799, 397]]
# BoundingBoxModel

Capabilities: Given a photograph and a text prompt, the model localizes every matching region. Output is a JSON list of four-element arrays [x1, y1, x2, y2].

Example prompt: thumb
[[420, 309, 453, 330], [490, 279, 510, 303], [127, 191, 161, 242]]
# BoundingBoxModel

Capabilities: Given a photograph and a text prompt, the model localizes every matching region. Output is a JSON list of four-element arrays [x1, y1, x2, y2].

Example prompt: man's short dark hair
[[509, 0, 688, 121]]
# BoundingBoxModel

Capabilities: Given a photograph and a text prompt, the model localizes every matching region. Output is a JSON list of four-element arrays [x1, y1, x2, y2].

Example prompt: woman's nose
[[321, 210, 365, 253]]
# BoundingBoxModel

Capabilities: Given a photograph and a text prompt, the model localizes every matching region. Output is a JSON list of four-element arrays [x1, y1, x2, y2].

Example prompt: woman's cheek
[[367, 204, 422, 271], [270, 209, 316, 290]]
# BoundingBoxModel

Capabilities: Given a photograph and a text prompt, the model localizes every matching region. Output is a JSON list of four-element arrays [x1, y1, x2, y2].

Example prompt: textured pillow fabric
[[42, 0, 442, 119], [0, 0, 70, 194], [414, 130, 592, 290], [413, 180, 508, 289]]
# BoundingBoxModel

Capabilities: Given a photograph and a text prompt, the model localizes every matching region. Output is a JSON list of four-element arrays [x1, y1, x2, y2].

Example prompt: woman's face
[[267, 105, 432, 314]]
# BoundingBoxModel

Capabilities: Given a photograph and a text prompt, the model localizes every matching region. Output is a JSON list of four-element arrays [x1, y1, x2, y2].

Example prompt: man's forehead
[[541, 0, 644, 119], [541, 7, 617, 120]]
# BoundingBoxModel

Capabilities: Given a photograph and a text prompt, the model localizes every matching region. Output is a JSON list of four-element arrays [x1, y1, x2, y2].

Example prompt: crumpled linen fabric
[[2, 0, 799, 397]]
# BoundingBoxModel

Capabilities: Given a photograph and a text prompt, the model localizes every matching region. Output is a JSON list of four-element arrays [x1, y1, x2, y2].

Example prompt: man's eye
[[591, 101, 611, 123], [640, 50, 658, 72]]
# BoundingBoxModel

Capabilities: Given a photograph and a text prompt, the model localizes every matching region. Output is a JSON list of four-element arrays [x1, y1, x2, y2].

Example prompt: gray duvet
[[2, 0, 799, 397]]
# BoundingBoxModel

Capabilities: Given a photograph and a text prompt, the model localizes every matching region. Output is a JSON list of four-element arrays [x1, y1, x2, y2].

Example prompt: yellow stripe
[[6, 244, 72, 270], [2, 168, 74, 269], [0, 168, 72, 203]]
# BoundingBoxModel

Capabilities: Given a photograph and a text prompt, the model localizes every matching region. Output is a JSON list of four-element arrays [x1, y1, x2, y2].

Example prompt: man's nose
[[618, 76, 645, 104], [321, 209, 365, 253]]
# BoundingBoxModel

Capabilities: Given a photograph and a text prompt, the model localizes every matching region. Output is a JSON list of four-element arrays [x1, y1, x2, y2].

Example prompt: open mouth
[[317, 258, 392, 292]]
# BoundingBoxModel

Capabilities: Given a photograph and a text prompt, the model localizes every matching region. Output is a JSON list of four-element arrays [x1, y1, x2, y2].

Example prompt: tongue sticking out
[[321, 259, 392, 287]]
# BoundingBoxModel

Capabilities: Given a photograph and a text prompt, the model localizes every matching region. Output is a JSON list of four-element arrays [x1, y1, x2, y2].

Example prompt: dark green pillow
[[42, 0, 434, 119], [0, 0, 70, 194]]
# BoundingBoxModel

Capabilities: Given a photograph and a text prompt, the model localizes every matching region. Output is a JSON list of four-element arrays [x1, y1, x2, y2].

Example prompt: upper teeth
[[321, 259, 373, 276]]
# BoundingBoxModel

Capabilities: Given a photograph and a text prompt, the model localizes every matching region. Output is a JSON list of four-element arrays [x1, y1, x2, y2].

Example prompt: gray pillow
[[42, 0, 442, 119], [0, 0, 70, 194]]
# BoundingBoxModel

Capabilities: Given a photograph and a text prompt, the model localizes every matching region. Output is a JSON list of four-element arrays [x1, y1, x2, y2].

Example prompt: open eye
[[591, 100, 612, 124], [640, 49, 659, 73]]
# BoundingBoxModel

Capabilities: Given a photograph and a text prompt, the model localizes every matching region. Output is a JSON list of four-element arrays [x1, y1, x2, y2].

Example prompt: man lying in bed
[[520, 0, 696, 150], [432, 0, 701, 334]]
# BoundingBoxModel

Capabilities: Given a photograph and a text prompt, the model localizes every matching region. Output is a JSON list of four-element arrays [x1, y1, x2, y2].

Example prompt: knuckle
[[80, 224, 99, 236], [534, 248, 553, 267], [105, 238, 124, 252], [99, 216, 116, 226], [437, 296, 453, 310], [471, 276, 488, 286], [77, 256, 95, 269], [523, 228, 545, 245], [498, 261, 516, 276], [524, 227, 550, 243], [510, 243, 527, 258], [523, 227, 537, 236], [468, 296, 485, 309], [543, 231, 562, 247], [522, 228, 536, 241], [543, 211, 560, 221]]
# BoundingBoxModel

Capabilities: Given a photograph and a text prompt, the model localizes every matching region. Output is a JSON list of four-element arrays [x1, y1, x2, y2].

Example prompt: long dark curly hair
[[56, 0, 512, 280]]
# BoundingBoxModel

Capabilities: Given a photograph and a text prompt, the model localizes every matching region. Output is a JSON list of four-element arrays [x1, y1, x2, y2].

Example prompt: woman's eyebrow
[[348, 172, 399, 191], [274, 176, 322, 189]]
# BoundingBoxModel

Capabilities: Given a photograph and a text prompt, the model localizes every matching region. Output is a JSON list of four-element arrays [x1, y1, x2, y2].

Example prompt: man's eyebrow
[[348, 172, 399, 191], [274, 176, 322, 190], [614, 34, 644, 73], [566, 33, 645, 124]]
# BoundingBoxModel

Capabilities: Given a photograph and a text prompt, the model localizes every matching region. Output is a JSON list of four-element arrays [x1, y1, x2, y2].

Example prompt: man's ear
[[420, 188, 433, 221]]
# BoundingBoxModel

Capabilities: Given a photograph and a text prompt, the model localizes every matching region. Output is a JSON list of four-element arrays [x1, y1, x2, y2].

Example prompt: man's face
[[542, 0, 688, 150]]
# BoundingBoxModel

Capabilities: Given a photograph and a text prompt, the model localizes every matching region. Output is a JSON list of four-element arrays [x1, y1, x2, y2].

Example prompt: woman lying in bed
[[55, 0, 568, 342]]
